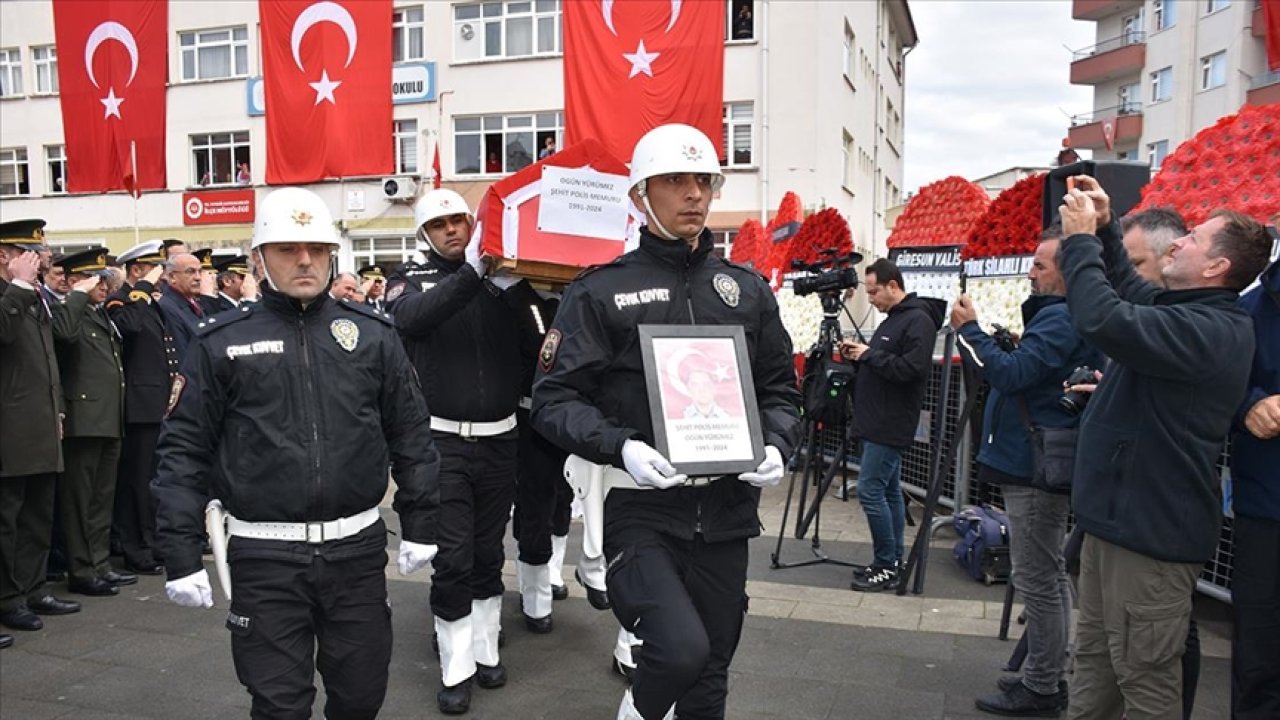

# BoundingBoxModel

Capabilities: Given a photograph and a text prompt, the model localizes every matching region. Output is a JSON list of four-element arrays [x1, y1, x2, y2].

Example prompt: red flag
[[1265, 0, 1280, 71], [432, 142, 442, 189], [261, 0, 393, 184], [564, 0, 724, 162], [53, 0, 167, 193]]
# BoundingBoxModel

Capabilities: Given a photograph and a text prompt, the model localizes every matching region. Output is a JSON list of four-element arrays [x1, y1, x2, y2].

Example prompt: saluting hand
[[8, 251, 40, 285]]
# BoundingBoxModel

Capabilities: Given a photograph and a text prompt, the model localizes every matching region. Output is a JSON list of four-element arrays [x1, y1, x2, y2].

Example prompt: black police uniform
[[385, 251, 528, 623], [532, 228, 802, 719], [151, 288, 441, 720], [106, 279, 179, 572]]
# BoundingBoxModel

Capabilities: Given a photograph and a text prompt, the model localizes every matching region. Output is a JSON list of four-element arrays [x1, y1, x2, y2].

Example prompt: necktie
[[189, 298, 204, 317]]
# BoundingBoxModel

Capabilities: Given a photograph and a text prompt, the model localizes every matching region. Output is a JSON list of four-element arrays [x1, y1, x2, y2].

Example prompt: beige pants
[[1067, 534, 1200, 720]]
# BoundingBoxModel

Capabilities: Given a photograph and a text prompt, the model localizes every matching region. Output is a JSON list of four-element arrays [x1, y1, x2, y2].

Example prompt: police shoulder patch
[[166, 375, 186, 417], [539, 328, 562, 373], [385, 281, 408, 303]]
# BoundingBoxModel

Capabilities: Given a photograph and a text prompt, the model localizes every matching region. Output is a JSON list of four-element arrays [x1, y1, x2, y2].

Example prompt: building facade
[[0, 0, 916, 273], [1067, 0, 1276, 169]]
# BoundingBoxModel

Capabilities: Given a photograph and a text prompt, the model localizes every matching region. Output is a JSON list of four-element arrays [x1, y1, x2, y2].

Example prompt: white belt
[[430, 413, 518, 438], [518, 397, 533, 410], [226, 506, 381, 544], [601, 467, 719, 492]]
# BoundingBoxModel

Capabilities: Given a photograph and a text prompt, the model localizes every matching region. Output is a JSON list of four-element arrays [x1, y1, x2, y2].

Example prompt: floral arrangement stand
[[959, 173, 1048, 334]]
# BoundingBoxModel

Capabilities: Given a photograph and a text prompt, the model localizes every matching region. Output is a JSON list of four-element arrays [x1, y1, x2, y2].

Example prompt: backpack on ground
[[951, 504, 1012, 585]]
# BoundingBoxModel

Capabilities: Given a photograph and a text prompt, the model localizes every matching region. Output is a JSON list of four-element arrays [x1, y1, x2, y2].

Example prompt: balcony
[[1072, 0, 1143, 21], [1070, 33, 1147, 85], [1068, 104, 1144, 150], [1253, 3, 1267, 38], [1246, 69, 1280, 106]]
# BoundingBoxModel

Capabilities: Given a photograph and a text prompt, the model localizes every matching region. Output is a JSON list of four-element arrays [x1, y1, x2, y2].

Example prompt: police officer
[[0, 219, 83, 640], [531, 124, 802, 720], [152, 187, 442, 720], [357, 264, 387, 312], [106, 240, 176, 575], [385, 189, 528, 715], [53, 248, 136, 597], [211, 255, 252, 312]]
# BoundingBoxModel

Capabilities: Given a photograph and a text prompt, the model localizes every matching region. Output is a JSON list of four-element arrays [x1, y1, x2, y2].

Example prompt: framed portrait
[[637, 324, 766, 477]]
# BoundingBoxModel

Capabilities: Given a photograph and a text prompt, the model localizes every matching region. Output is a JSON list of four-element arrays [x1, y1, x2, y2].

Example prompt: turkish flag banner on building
[[563, 0, 724, 163], [52, 0, 167, 193], [1265, 0, 1280, 71], [260, 0, 393, 184]]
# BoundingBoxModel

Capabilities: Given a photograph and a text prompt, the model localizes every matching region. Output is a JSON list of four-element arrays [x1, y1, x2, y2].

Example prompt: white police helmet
[[414, 189, 473, 229], [251, 187, 340, 249], [628, 124, 725, 196]]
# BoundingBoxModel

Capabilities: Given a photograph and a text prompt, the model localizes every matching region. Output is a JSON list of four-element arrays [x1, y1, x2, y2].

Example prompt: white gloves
[[464, 226, 485, 276], [488, 274, 520, 291], [740, 446, 785, 488], [397, 540, 439, 575], [621, 439, 687, 490], [165, 569, 214, 608]]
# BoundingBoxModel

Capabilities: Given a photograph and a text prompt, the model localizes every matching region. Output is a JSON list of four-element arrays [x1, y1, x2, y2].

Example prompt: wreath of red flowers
[[961, 173, 1046, 260], [788, 208, 853, 267], [887, 176, 989, 249], [729, 218, 766, 268], [1135, 103, 1280, 226]]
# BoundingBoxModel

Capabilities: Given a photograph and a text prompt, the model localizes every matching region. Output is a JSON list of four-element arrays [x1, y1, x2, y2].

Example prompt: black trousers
[[0, 473, 56, 612], [605, 527, 749, 720], [1231, 514, 1280, 720], [512, 411, 572, 565], [60, 437, 121, 583], [430, 432, 517, 621], [227, 541, 392, 720], [116, 423, 160, 567]]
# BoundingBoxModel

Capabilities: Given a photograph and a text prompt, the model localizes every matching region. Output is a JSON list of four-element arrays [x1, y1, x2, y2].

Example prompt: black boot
[[437, 678, 472, 715], [475, 662, 507, 689], [523, 612, 553, 634]]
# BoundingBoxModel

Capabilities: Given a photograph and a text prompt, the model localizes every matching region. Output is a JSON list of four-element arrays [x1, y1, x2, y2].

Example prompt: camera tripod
[[770, 291, 863, 570]]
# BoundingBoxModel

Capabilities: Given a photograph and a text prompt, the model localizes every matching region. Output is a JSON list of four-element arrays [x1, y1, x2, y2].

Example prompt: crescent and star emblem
[[83, 21, 139, 119], [290, 1, 359, 106], [602, 0, 683, 80]]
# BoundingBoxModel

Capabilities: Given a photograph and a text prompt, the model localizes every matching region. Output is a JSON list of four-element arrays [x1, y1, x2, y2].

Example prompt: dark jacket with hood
[[1231, 258, 1280, 523], [850, 293, 946, 449]]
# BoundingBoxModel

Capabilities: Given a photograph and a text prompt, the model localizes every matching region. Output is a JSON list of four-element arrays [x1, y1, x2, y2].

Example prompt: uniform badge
[[713, 273, 740, 308], [539, 329, 562, 373], [166, 375, 186, 417], [385, 282, 406, 303], [330, 318, 359, 352]]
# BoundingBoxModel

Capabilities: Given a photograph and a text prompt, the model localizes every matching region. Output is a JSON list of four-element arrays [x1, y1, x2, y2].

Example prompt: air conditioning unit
[[382, 176, 417, 202]]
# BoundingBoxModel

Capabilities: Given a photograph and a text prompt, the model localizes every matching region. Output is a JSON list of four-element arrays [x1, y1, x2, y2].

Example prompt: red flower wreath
[[789, 208, 853, 267], [887, 176, 989, 249], [729, 218, 766, 268], [1135, 103, 1280, 226], [961, 173, 1046, 260]]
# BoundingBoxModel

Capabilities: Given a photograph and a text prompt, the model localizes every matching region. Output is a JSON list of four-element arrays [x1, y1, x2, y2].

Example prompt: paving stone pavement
[[0, 481, 1232, 719]]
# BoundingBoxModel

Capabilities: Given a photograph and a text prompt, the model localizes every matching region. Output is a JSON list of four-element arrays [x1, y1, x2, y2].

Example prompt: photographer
[[838, 259, 945, 592], [1058, 177, 1271, 719], [952, 227, 1101, 716]]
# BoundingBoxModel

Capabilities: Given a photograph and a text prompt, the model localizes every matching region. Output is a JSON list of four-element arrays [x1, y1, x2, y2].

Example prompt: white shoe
[[434, 615, 476, 688]]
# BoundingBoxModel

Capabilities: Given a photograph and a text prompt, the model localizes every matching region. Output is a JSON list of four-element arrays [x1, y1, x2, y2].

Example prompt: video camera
[[792, 249, 864, 297]]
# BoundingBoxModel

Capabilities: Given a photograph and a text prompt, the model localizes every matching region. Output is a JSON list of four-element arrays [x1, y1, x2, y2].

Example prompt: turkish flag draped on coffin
[[563, 0, 724, 163], [260, 0, 393, 184], [53, 0, 167, 194]]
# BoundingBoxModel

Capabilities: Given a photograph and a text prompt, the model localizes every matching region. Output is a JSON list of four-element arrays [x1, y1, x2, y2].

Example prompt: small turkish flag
[[432, 142, 442, 189], [261, 0, 393, 184], [564, 0, 724, 162], [53, 0, 167, 194]]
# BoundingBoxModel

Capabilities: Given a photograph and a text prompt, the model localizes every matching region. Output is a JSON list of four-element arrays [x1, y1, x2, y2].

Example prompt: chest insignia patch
[[330, 318, 359, 352], [713, 273, 740, 308], [539, 328, 562, 373], [614, 287, 671, 311]]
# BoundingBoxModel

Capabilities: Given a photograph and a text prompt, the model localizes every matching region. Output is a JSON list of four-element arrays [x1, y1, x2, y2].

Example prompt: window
[[455, 111, 562, 175], [721, 102, 753, 167], [393, 6, 426, 62], [352, 235, 417, 270], [1117, 149, 1137, 161], [454, 1, 561, 62], [727, 0, 754, 41], [190, 132, 250, 186], [0, 148, 30, 196], [1200, 51, 1227, 90], [33, 46, 58, 95], [1150, 66, 1172, 102], [842, 23, 854, 81], [1119, 82, 1142, 113], [1122, 12, 1143, 43], [394, 119, 419, 174], [45, 145, 65, 194], [1206, 0, 1230, 13], [1153, 0, 1176, 30], [1148, 140, 1169, 170], [179, 26, 249, 81], [0, 48, 22, 97], [841, 131, 854, 189], [885, 98, 902, 152], [711, 229, 737, 258]]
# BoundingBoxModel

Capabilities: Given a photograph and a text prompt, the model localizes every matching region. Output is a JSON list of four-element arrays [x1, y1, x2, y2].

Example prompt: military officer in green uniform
[[53, 248, 136, 597], [0, 219, 83, 644]]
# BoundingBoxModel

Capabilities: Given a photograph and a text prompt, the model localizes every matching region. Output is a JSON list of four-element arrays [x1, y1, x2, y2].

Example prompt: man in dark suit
[[53, 249, 136, 597], [106, 240, 177, 575], [211, 255, 251, 312], [0, 219, 83, 642], [157, 251, 205, 367]]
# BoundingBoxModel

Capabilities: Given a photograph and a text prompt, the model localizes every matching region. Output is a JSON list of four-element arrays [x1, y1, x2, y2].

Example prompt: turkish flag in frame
[[475, 138, 644, 284]]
